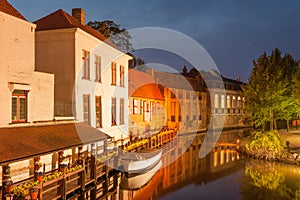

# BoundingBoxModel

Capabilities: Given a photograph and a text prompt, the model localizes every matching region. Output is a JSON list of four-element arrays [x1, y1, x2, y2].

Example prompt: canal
[[116, 129, 300, 200]]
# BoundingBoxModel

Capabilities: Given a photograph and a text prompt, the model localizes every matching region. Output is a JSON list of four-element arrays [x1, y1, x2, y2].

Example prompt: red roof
[[0, 0, 26, 20], [34, 9, 107, 42], [0, 123, 108, 164], [128, 69, 164, 101]]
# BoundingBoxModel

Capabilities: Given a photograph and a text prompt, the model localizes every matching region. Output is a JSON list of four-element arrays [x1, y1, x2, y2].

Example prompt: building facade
[[153, 70, 208, 133], [34, 8, 132, 140], [0, 0, 54, 126], [128, 69, 165, 138]]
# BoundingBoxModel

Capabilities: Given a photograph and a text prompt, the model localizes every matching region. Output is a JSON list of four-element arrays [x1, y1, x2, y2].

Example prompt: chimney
[[72, 8, 85, 24]]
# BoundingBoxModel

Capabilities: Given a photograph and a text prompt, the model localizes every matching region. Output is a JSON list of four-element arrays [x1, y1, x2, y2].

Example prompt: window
[[238, 96, 242, 108], [198, 94, 202, 101], [227, 95, 231, 108], [232, 96, 236, 108], [214, 94, 219, 108], [221, 95, 225, 108], [95, 96, 102, 128], [193, 94, 196, 100], [111, 98, 116, 125], [82, 50, 90, 80], [83, 94, 90, 125], [120, 65, 125, 87], [171, 102, 176, 122], [120, 98, 125, 125], [186, 92, 190, 99], [111, 62, 117, 85], [95, 55, 101, 82], [178, 104, 181, 121], [133, 99, 140, 114], [140, 101, 143, 114], [12, 90, 27, 123], [178, 91, 182, 99], [171, 92, 176, 99]]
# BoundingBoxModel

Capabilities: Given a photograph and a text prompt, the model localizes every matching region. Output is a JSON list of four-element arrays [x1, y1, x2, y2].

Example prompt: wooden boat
[[122, 149, 162, 174], [120, 161, 162, 190]]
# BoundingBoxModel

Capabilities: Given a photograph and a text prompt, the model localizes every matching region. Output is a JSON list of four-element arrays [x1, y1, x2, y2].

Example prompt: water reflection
[[241, 160, 300, 200], [119, 130, 244, 200], [117, 129, 300, 200]]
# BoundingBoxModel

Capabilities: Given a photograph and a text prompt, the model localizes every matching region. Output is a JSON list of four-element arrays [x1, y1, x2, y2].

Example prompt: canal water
[[117, 129, 300, 200]]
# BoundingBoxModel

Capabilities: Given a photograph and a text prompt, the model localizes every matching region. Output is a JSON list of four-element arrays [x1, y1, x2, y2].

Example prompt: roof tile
[[34, 9, 107, 42], [0, 123, 108, 164], [0, 0, 26, 20]]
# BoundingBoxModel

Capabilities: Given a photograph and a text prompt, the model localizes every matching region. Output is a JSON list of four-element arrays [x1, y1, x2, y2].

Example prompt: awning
[[0, 122, 109, 164]]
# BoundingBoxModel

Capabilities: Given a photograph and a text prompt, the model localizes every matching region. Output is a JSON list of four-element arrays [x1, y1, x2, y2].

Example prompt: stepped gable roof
[[128, 69, 164, 101], [0, 122, 109, 164], [154, 71, 206, 92], [34, 9, 108, 42], [0, 0, 26, 20]]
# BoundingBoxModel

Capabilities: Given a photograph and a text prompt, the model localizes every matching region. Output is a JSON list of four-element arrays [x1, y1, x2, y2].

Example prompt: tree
[[243, 48, 299, 131], [87, 20, 134, 53], [88, 20, 146, 68]]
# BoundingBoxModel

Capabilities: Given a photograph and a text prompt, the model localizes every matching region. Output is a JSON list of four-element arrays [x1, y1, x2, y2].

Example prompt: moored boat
[[122, 149, 162, 174], [120, 160, 162, 190]]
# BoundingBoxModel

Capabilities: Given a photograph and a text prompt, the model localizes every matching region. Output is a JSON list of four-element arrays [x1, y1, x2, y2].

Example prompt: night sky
[[10, 0, 300, 82]]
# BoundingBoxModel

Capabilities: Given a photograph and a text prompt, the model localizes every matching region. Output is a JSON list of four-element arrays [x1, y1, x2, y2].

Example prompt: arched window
[[232, 96, 236, 108], [221, 95, 225, 108], [227, 95, 231, 108], [238, 96, 242, 108], [214, 94, 219, 108]]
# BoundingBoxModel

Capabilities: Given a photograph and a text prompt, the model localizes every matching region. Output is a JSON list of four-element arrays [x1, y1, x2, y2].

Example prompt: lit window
[[83, 94, 90, 125], [111, 62, 117, 85], [111, 98, 117, 125], [12, 90, 27, 123], [214, 94, 219, 108], [133, 99, 140, 114], [120, 98, 125, 124], [82, 50, 90, 80], [95, 96, 102, 127], [120, 65, 125, 87], [95, 55, 101, 82]]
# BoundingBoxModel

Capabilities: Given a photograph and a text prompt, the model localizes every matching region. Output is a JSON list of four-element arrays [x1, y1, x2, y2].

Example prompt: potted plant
[[29, 187, 39, 200], [4, 179, 13, 193], [60, 163, 68, 173], [12, 185, 27, 199], [34, 162, 43, 171], [35, 172, 44, 182]]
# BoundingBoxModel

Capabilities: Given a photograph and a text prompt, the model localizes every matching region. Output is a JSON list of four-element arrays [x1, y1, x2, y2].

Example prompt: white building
[[34, 8, 132, 140], [0, 0, 54, 126]]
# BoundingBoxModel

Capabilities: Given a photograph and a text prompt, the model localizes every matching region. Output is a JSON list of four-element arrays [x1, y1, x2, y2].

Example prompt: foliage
[[245, 161, 285, 190], [87, 20, 133, 53], [242, 48, 300, 130], [43, 165, 82, 182], [245, 130, 286, 160], [293, 69, 300, 117], [12, 181, 39, 198], [240, 160, 300, 200], [4, 179, 13, 186]]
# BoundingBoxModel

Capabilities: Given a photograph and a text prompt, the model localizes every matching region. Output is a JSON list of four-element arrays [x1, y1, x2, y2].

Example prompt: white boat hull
[[120, 161, 162, 190], [122, 149, 162, 174]]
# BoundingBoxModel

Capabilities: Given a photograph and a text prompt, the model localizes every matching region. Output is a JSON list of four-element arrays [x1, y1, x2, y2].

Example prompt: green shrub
[[245, 130, 286, 160]]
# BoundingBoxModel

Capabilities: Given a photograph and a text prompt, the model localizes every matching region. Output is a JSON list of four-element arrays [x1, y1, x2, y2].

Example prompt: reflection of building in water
[[119, 131, 244, 200]]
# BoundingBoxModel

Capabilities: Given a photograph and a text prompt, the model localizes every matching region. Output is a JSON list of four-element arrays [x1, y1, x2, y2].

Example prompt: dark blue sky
[[10, 0, 300, 81]]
